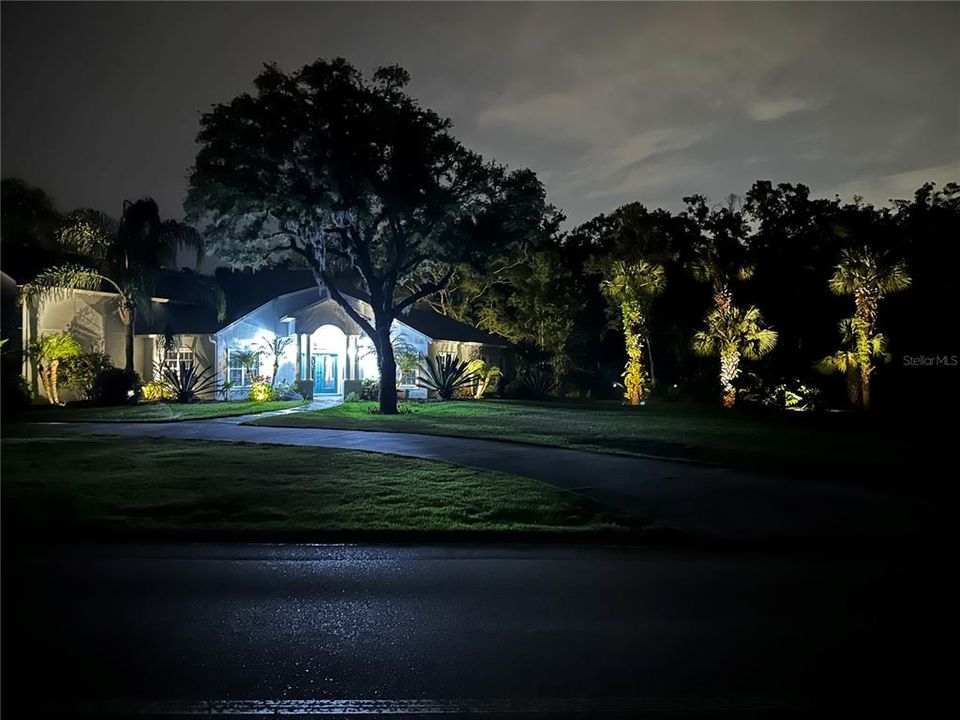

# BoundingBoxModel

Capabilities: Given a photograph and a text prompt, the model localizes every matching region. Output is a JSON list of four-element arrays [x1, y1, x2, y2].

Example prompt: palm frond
[[19, 264, 118, 306]]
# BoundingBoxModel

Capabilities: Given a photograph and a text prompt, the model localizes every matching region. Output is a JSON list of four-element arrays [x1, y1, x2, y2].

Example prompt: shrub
[[344, 391, 361, 402], [250, 381, 272, 402], [359, 378, 379, 401], [514, 365, 556, 399], [1, 371, 32, 412], [61, 352, 114, 400], [155, 363, 217, 403], [92, 368, 142, 406], [142, 380, 175, 401], [268, 382, 302, 401]]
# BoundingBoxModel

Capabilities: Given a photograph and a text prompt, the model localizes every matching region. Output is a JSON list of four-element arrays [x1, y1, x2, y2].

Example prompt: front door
[[312, 353, 338, 394]]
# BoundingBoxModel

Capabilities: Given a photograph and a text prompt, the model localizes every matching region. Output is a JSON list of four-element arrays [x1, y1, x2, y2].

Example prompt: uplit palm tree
[[685, 196, 755, 312], [20, 199, 210, 371], [817, 318, 890, 409], [465, 357, 502, 399], [692, 305, 778, 408], [257, 336, 294, 387], [230, 349, 262, 386], [26, 332, 81, 405], [599, 259, 666, 404], [828, 247, 910, 409]]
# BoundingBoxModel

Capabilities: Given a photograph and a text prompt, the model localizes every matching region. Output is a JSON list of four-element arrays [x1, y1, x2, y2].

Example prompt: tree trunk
[[376, 325, 399, 415], [38, 364, 55, 404], [50, 359, 61, 405], [720, 347, 740, 408], [271, 357, 279, 388], [621, 301, 646, 406], [860, 364, 872, 411], [713, 280, 733, 312], [846, 368, 861, 409], [122, 303, 136, 372]]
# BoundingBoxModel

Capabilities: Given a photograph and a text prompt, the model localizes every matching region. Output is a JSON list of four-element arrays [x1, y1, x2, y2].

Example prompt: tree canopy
[[186, 57, 558, 413]]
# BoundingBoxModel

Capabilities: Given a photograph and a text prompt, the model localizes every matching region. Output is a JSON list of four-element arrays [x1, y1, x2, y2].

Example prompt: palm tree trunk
[[860, 364, 872, 411], [713, 280, 733, 312], [38, 365, 55, 404], [50, 359, 61, 405], [846, 368, 861, 409], [120, 298, 136, 372], [720, 347, 740, 408], [621, 301, 646, 406]]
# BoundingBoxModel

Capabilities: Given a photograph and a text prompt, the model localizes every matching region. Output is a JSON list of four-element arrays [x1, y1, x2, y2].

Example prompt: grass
[[12, 400, 306, 423], [249, 399, 941, 483], [0, 436, 643, 540]]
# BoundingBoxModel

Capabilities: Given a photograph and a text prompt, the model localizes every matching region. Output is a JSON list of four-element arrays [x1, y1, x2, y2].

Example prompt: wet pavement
[[2, 543, 942, 718]]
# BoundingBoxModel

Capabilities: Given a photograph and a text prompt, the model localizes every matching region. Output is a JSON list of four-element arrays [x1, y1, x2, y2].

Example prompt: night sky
[[2, 1, 958, 227]]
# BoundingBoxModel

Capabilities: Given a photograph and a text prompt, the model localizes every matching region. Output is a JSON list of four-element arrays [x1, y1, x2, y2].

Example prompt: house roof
[[136, 300, 222, 336]]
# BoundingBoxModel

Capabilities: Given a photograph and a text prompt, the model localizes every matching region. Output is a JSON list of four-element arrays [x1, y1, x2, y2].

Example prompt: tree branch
[[395, 267, 455, 314]]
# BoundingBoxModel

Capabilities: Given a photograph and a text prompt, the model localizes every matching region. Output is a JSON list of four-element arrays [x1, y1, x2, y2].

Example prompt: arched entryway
[[307, 324, 346, 395]]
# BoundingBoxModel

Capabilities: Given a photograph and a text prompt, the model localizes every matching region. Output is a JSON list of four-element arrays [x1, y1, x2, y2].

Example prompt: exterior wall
[[21, 290, 218, 402], [22, 292, 140, 402], [216, 293, 511, 400]]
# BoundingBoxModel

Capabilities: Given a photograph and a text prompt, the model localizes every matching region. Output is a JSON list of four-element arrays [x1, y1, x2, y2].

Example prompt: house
[[12, 269, 510, 401]]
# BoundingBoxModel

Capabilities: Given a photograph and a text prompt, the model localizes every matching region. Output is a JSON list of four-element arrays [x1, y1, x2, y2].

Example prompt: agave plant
[[416, 354, 478, 400], [155, 362, 218, 403], [517, 365, 556, 399]]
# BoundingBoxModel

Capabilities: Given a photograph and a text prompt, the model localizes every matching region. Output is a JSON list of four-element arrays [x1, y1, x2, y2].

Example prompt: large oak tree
[[186, 58, 554, 414]]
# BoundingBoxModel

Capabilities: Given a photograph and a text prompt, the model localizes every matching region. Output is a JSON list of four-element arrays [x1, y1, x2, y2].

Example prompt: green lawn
[[13, 400, 306, 423], [250, 399, 938, 482], [1, 436, 642, 540]]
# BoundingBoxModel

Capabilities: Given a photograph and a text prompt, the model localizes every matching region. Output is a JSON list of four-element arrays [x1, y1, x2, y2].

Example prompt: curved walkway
[[28, 417, 930, 542]]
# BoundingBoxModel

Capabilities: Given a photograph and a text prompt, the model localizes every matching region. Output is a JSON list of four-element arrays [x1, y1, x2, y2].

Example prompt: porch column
[[305, 332, 313, 382], [295, 332, 302, 380]]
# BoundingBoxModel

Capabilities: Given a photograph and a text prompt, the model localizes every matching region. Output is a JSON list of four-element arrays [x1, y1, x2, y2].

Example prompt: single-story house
[[11, 269, 510, 402]]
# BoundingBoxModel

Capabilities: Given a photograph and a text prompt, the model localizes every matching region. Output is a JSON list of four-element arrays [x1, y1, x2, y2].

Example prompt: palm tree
[[257, 336, 294, 387], [599, 259, 666, 404], [20, 199, 207, 371], [230, 349, 262, 386], [685, 195, 755, 312], [692, 305, 778, 408], [817, 318, 890, 409], [828, 247, 910, 409], [465, 357, 502, 399], [26, 332, 81, 405]]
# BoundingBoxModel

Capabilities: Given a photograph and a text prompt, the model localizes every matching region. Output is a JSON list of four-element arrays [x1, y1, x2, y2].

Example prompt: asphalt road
[[1, 543, 943, 718]]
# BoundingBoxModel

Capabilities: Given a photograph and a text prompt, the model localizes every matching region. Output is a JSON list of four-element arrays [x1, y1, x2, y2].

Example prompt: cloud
[[746, 97, 821, 122], [824, 162, 960, 205]]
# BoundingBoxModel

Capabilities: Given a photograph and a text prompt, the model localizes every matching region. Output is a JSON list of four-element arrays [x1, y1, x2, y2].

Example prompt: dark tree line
[[438, 182, 960, 410]]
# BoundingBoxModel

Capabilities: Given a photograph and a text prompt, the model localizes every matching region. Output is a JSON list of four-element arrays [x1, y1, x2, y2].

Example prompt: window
[[227, 349, 259, 386], [398, 368, 417, 387], [160, 348, 194, 381]]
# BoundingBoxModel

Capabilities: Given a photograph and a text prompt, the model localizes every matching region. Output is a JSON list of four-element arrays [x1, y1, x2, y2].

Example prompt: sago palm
[[828, 247, 910, 409], [600, 259, 666, 405], [20, 199, 208, 371], [692, 305, 778, 408]]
